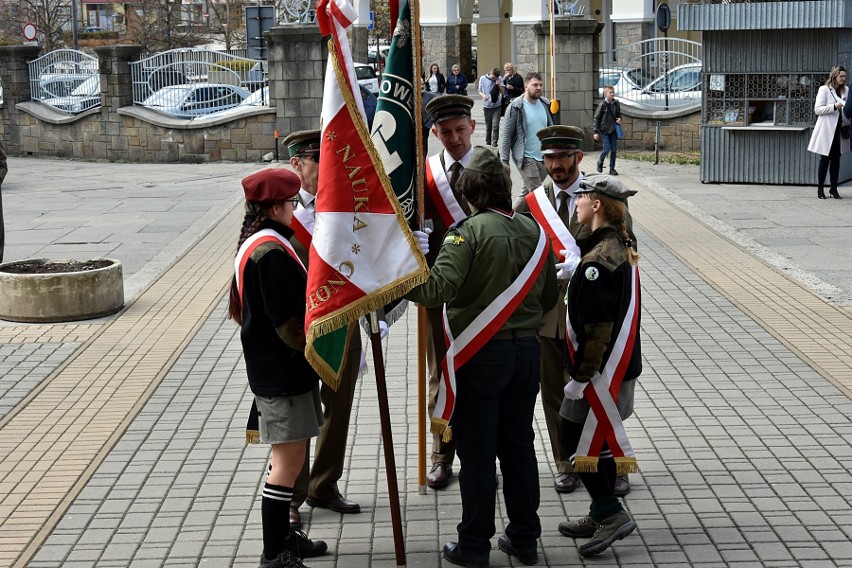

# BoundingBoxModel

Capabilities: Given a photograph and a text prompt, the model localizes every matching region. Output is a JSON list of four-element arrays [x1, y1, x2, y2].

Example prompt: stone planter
[[0, 258, 124, 323]]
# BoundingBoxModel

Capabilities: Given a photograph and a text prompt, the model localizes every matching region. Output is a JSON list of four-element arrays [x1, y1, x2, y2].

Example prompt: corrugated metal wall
[[703, 31, 840, 74], [680, 0, 852, 32]]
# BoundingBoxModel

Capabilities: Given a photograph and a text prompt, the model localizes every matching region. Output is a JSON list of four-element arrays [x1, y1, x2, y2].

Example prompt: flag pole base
[[418, 484, 426, 495]]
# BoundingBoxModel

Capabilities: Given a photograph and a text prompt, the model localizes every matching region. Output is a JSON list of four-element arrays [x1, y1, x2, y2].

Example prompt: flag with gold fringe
[[306, 0, 428, 390]]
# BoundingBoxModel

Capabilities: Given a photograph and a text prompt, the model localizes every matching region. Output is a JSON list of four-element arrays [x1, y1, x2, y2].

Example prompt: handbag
[[490, 80, 500, 103], [615, 123, 624, 139]]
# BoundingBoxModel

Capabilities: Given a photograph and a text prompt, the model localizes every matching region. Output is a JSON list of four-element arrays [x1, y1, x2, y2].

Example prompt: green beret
[[282, 129, 321, 158], [425, 94, 474, 123], [464, 146, 505, 175], [537, 125, 585, 154], [576, 174, 637, 201]]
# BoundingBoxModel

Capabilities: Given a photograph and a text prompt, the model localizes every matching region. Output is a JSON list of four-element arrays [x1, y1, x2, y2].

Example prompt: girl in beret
[[227, 168, 327, 568]]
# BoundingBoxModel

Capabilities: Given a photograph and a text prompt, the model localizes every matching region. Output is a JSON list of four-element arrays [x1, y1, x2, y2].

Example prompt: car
[[141, 83, 251, 117], [598, 67, 654, 98], [82, 26, 105, 33], [619, 63, 702, 111], [354, 62, 379, 95], [40, 75, 101, 113]]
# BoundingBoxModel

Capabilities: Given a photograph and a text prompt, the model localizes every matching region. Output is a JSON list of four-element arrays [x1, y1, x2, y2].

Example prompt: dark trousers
[[818, 123, 842, 194], [560, 418, 620, 519], [484, 106, 501, 146], [453, 336, 542, 562], [598, 131, 619, 170]]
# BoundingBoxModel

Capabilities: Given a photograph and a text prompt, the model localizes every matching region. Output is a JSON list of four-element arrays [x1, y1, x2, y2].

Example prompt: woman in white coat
[[807, 66, 848, 199]]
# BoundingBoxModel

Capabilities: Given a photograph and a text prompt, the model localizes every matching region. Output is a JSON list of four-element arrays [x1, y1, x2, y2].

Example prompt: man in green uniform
[[406, 146, 558, 567]]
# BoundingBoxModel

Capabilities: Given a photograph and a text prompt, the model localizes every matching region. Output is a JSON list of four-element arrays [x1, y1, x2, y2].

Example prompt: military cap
[[425, 94, 474, 123], [282, 129, 321, 158], [537, 125, 585, 154], [464, 145, 505, 175], [576, 174, 637, 201], [242, 168, 301, 203]]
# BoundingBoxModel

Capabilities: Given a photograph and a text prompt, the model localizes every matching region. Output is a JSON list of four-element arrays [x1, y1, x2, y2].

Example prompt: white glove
[[413, 228, 432, 255], [563, 379, 588, 400], [378, 320, 389, 339], [555, 249, 581, 281]]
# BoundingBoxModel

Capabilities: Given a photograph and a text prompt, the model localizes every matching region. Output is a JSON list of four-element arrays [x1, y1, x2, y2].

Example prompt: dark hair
[[524, 71, 542, 83], [227, 201, 278, 325], [456, 166, 512, 211]]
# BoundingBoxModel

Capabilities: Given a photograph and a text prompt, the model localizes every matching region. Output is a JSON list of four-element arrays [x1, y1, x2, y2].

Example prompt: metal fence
[[28, 49, 100, 113], [129, 49, 268, 118], [599, 38, 703, 112]]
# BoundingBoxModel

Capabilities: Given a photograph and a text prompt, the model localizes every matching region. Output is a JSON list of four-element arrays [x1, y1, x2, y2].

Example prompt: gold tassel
[[615, 457, 638, 475], [246, 430, 260, 445], [573, 456, 599, 473], [430, 418, 453, 442]]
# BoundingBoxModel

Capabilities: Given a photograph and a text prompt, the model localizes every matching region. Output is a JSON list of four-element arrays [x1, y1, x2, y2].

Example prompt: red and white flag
[[306, 0, 428, 389]]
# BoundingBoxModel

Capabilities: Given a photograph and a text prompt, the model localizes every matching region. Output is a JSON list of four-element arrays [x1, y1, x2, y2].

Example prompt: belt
[[492, 328, 538, 340]]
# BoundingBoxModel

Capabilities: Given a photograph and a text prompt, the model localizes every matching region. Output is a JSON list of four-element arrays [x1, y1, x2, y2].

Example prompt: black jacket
[[425, 72, 446, 94], [594, 98, 621, 135]]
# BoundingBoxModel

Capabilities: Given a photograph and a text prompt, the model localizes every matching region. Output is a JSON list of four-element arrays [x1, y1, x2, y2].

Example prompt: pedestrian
[[502, 63, 524, 103], [0, 139, 7, 263], [281, 131, 363, 528], [425, 62, 446, 94], [477, 67, 504, 147], [500, 72, 555, 194], [808, 65, 848, 199], [446, 64, 468, 95], [513, 126, 636, 498], [227, 168, 328, 568], [593, 85, 623, 175], [421, 94, 477, 490], [406, 146, 558, 567], [556, 174, 641, 558]]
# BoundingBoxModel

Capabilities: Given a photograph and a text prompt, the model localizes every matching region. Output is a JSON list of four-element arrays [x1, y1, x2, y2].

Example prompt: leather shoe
[[554, 472, 580, 493], [305, 493, 361, 514], [427, 462, 452, 489], [614, 475, 631, 496], [497, 534, 538, 565], [289, 506, 302, 529], [442, 542, 490, 567]]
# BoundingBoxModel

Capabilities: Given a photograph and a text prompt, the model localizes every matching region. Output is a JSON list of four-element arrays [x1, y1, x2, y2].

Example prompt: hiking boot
[[596, 162, 603, 173], [285, 530, 327, 558], [578, 510, 636, 557], [497, 534, 538, 565], [558, 515, 597, 538], [259, 550, 307, 568], [609, 168, 619, 176]]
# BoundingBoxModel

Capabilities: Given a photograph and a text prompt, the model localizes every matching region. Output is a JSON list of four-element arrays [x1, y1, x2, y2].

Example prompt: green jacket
[[406, 208, 558, 337]]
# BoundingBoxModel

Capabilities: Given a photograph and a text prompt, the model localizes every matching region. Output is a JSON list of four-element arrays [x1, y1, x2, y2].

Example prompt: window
[[704, 73, 821, 127]]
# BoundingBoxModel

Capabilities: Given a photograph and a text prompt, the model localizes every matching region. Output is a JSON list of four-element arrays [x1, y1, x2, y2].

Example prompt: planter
[[0, 258, 124, 323]]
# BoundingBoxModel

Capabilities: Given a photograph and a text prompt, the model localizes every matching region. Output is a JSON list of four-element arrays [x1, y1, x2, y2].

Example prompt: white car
[[599, 67, 654, 98], [619, 63, 702, 111], [40, 75, 101, 113], [142, 83, 251, 118], [354, 62, 379, 95]]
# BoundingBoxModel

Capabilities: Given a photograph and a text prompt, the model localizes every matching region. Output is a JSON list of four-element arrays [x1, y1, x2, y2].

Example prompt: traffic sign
[[23, 22, 38, 41], [368, 10, 374, 31]]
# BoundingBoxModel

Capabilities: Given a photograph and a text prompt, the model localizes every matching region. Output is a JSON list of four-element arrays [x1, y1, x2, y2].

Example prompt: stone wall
[[618, 108, 701, 153], [422, 25, 474, 81]]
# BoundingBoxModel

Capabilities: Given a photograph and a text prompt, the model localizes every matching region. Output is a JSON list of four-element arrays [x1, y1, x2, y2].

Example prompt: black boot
[[818, 187, 827, 199], [830, 189, 843, 199]]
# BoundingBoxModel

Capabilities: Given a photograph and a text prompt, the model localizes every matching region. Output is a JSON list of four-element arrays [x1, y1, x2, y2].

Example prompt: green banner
[[370, 0, 416, 222]]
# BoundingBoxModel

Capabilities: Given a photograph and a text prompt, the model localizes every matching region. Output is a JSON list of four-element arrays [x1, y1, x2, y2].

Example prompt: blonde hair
[[827, 65, 848, 97]]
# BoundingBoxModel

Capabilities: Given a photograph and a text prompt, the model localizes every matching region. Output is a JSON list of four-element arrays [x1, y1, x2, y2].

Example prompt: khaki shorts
[[256, 384, 324, 444]]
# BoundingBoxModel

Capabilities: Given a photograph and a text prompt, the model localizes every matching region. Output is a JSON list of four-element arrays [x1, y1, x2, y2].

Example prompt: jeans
[[484, 106, 501, 146], [453, 336, 542, 562], [598, 131, 618, 170]]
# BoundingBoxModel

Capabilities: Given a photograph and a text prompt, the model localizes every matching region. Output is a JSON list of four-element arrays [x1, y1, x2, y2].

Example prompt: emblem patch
[[443, 233, 465, 246], [584, 266, 599, 281]]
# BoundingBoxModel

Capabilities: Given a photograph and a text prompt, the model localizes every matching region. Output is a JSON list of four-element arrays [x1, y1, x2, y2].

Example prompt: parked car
[[83, 26, 105, 33], [38, 73, 91, 99], [40, 75, 101, 113], [619, 63, 702, 111], [141, 83, 251, 118], [598, 67, 654, 98], [354, 63, 379, 95]]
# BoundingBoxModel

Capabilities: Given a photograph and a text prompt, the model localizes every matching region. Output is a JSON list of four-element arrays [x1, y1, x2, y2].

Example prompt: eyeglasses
[[283, 198, 300, 206]]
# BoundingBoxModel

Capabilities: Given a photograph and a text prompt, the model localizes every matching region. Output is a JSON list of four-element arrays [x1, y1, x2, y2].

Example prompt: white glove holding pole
[[378, 320, 389, 339], [413, 228, 432, 255], [555, 249, 581, 281], [563, 379, 588, 400]]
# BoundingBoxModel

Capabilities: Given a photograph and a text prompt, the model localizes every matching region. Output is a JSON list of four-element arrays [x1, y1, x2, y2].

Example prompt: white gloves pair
[[555, 249, 581, 281], [563, 379, 588, 400], [413, 228, 432, 255]]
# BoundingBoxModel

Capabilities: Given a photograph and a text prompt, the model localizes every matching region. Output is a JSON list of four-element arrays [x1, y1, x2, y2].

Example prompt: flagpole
[[368, 311, 407, 566], [410, 0, 428, 496]]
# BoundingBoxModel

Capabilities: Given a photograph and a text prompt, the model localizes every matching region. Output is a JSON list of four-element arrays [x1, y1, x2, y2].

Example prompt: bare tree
[[19, 0, 72, 51], [125, 0, 203, 53], [207, 0, 247, 51]]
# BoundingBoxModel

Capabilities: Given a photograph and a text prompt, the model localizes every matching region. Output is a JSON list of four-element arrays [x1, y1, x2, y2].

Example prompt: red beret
[[241, 168, 301, 203]]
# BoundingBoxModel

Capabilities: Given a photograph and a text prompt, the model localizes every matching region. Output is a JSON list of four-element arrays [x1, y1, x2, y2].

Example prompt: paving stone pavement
[[2, 102, 852, 567]]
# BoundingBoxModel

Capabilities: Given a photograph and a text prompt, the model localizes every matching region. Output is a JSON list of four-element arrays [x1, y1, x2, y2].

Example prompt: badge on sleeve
[[584, 266, 599, 281]]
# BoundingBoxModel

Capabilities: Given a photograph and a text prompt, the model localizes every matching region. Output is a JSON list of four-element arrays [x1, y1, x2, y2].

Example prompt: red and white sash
[[524, 185, 581, 258], [290, 205, 315, 251], [432, 221, 549, 441], [234, 229, 306, 304], [566, 265, 640, 475], [425, 154, 468, 229]]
